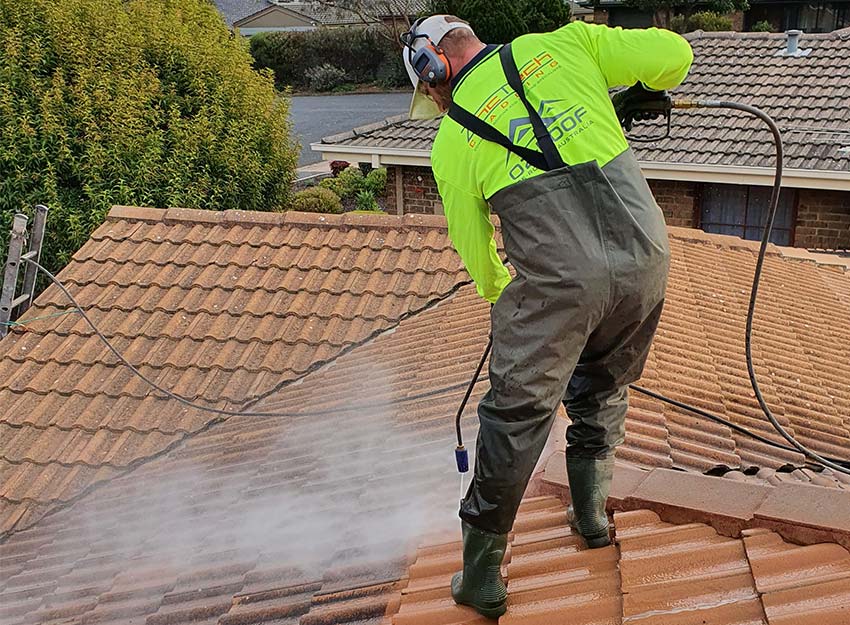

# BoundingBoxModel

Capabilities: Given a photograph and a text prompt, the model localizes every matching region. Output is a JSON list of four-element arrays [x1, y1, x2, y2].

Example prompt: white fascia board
[[310, 143, 432, 167], [310, 143, 850, 191], [639, 161, 850, 191]]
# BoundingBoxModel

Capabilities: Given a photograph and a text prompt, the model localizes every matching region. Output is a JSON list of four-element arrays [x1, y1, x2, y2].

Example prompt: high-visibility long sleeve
[[578, 22, 693, 90], [436, 176, 512, 304]]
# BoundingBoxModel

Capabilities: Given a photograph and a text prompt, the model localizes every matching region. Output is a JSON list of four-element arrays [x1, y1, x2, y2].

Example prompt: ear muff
[[411, 42, 451, 87], [401, 18, 452, 87]]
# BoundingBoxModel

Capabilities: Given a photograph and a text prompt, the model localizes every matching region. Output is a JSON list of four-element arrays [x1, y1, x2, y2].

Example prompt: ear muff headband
[[401, 19, 453, 87]]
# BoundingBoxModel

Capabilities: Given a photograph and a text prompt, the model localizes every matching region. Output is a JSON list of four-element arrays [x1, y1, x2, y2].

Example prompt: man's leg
[[564, 296, 665, 546], [452, 281, 596, 617]]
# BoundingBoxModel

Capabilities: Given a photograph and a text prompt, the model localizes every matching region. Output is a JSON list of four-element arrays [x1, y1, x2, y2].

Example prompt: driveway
[[289, 92, 411, 166]]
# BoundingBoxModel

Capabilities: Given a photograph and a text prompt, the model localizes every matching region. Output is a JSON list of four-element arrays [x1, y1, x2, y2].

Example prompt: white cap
[[402, 15, 474, 120]]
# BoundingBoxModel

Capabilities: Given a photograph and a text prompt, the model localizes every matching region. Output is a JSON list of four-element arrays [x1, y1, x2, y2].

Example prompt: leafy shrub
[[0, 0, 297, 281], [671, 11, 733, 32], [290, 187, 343, 214], [669, 14, 687, 32], [375, 52, 409, 89], [251, 27, 393, 89], [355, 190, 379, 212], [320, 167, 363, 199], [319, 166, 389, 201], [751, 20, 774, 32], [364, 168, 388, 196], [330, 160, 351, 177], [305, 63, 347, 92]]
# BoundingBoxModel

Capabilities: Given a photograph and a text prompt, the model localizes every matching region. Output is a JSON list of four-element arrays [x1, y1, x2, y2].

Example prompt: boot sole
[[454, 598, 507, 620], [583, 533, 611, 548], [567, 516, 611, 549]]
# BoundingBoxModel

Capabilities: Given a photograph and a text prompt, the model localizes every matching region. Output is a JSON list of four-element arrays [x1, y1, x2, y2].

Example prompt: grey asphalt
[[289, 92, 412, 166]]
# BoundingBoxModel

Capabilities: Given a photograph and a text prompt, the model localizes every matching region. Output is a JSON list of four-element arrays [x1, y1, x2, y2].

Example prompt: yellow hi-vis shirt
[[431, 21, 693, 303]]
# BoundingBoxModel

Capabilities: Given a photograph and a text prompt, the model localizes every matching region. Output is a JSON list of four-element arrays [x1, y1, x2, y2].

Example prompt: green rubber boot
[[451, 521, 508, 620], [565, 455, 614, 548]]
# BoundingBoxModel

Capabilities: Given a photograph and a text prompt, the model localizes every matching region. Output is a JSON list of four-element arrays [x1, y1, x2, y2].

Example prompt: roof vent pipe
[[786, 29, 802, 54], [774, 29, 811, 57]]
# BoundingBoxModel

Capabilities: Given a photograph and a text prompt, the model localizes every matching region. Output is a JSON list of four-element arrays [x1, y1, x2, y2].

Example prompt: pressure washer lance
[[451, 95, 850, 478]]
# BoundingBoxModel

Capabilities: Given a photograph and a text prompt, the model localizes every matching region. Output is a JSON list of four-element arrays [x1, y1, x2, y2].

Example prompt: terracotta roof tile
[[0, 208, 466, 534]]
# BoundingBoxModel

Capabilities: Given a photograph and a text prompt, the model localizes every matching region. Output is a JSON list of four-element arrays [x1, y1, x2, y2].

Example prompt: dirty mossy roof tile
[[0, 208, 466, 535]]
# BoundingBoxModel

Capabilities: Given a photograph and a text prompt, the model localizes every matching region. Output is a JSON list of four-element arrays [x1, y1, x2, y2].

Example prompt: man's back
[[433, 21, 692, 199], [430, 21, 693, 303]]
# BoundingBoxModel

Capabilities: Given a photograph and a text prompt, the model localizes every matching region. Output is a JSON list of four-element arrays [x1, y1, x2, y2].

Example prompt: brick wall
[[728, 10, 745, 30], [386, 166, 443, 215], [648, 179, 698, 227], [794, 189, 850, 250]]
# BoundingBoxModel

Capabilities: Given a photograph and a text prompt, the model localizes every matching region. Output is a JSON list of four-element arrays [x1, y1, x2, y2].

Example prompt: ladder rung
[[11, 294, 29, 307]]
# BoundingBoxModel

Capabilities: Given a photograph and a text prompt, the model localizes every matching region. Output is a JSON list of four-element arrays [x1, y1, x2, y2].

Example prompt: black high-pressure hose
[[13, 103, 849, 477], [452, 100, 850, 477]]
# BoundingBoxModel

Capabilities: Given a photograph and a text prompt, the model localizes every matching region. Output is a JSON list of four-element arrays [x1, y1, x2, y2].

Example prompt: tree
[[623, 0, 748, 28], [427, 0, 571, 43], [0, 0, 297, 279], [309, 1, 422, 47]]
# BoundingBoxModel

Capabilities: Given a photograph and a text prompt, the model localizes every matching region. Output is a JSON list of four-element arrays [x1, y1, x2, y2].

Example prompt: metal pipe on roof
[[786, 29, 802, 55]]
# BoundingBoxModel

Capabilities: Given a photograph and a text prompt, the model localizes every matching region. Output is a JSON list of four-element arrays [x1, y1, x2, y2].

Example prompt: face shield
[[399, 16, 475, 120]]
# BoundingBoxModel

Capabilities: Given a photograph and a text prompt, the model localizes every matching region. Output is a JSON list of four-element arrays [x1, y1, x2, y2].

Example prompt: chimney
[[775, 29, 811, 57]]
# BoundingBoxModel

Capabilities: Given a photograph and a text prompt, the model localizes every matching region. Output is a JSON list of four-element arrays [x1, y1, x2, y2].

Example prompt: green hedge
[[250, 27, 408, 90], [0, 0, 297, 282], [670, 11, 734, 32]]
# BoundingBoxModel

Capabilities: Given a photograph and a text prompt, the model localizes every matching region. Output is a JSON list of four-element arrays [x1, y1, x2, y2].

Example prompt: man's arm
[[576, 22, 693, 91], [436, 176, 512, 304]]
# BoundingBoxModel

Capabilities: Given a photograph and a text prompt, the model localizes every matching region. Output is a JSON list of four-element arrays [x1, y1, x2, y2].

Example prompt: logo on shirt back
[[506, 99, 592, 180]]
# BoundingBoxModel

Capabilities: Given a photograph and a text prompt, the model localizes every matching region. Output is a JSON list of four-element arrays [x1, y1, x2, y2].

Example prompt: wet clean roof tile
[[319, 31, 850, 173], [395, 499, 850, 625], [0, 208, 465, 535]]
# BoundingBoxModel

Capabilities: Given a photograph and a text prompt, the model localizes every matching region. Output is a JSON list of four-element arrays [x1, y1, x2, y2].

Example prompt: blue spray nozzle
[[455, 446, 469, 473]]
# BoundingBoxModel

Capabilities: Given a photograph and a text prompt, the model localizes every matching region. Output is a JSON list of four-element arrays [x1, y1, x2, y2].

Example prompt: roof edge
[[683, 28, 846, 40], [536, 451, 850, 550], [667, 226, 850, 272], [106, 205, 450, 232]]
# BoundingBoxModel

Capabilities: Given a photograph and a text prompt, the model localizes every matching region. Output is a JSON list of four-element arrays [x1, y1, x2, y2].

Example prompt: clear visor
[[409, 81, 443, 120]]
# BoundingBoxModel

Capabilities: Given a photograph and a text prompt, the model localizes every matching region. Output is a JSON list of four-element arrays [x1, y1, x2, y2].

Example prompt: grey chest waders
[[447, 42, 670, 559]]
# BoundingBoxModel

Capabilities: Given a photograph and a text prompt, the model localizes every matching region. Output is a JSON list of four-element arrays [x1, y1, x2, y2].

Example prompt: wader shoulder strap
[[498, 44, 566, 171], [446, 103, 550, 172], [445, 44, 566, 173]]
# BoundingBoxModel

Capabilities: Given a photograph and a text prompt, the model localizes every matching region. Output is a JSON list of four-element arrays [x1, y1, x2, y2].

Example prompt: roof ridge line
[[667, 227, 850, 273], [107, 206, 450, 232], [538, 455, 850, 549]]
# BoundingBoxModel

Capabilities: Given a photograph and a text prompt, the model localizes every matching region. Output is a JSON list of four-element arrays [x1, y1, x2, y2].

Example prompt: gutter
[[311, 142, 850, 191]]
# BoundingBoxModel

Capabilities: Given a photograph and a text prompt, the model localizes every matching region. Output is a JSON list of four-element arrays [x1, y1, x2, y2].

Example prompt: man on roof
[[400, 15, 693, 619]]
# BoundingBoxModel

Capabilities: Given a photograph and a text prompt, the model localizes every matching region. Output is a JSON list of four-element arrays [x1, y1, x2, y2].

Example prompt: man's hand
[[611, 83, 672, 131]]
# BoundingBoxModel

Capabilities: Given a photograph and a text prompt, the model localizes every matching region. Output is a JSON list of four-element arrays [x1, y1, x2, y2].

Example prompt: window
[[785, 0, 849, 31], [699, 184, 796, 246]]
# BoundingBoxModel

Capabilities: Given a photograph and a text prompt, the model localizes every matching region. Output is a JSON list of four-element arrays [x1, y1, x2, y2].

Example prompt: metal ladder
[[1, 206, 49, 339]]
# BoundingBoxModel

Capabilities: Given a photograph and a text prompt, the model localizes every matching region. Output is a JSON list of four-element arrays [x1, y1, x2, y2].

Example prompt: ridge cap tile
[[163, 207, 223, 225], [107, 206, 166, 223]]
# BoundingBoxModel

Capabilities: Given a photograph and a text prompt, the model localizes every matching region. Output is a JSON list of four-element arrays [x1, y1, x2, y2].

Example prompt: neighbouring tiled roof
[[0, 207, 466, 535], [282, 0, 428, 25], [214, 0, 271, 27], [1, 219, 850, 625], [396, 494, 850, 624], [317, 30, 850, 173]]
